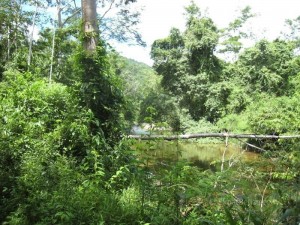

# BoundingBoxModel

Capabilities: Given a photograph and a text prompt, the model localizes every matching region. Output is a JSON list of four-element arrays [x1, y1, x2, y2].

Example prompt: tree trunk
[[49, 24, 56, 83], [27, 1, 38, 67], [128, 133, 300, 140], [81, 0, 98, 53], [56, 0, 62, 28]]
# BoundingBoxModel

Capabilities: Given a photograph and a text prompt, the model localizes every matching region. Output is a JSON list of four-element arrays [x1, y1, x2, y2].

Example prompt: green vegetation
[[150, 3, 300, 141], [109, 55, 161, 126], [0, 0, 299, 224]]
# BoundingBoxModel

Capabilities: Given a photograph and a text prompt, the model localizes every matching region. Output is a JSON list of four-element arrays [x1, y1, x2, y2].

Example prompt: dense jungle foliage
[[0, 0, 299, 224]]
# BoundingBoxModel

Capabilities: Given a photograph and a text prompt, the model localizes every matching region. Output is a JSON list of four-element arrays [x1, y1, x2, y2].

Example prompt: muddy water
[[134, 140, 259, 166]]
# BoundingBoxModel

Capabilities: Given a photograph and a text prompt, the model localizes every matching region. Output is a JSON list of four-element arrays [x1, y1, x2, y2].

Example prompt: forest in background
[[0, 0, 300, 224]]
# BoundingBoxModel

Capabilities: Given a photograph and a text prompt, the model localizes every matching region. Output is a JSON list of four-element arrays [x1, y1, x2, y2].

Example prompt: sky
[[112, 0, 300, 66]]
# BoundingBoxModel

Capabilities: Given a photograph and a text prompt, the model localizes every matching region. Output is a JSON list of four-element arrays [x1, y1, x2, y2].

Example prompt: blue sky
[[112, 0, 300, 66]]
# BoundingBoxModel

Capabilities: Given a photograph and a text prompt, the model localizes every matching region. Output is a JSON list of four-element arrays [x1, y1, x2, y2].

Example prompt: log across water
[[128, 133, 300, 140]]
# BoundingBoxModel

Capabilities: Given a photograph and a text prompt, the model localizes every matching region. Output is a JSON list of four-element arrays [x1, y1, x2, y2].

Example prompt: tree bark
[[81, 0, 98, 53], [56, 0, 62, 28]]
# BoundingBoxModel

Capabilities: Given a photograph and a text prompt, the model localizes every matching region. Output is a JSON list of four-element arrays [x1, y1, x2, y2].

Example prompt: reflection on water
[[134, 140, 259, 165], [178, 142, 258, 162]]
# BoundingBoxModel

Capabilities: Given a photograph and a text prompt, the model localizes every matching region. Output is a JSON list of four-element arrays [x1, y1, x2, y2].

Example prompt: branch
[[260, 171, 272, 210], [61, 8, 81, 27], [128, 133, 300, 140], [100, 0, 116, 21], [237, 138, 267, 152], [221, 135, 228, 172]]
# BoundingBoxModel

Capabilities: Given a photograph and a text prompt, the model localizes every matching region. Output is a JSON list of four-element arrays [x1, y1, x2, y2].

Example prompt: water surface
[[133, 140, 259, 166]]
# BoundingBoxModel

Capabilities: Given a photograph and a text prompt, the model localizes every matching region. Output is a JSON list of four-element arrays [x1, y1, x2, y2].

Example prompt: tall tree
[[0, 0, 36, 73], [151, 3, 224, 121], [218, 6, 256, 59], [81, 0, 98, 53]]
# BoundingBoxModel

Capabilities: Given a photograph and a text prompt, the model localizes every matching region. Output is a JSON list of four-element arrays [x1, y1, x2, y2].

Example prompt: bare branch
[[237, 138, 267, 152], [260, 171, 272, 210], [61, 8, 81, 27], [100, 0, 115, 21], [128, 133, 300, 140]]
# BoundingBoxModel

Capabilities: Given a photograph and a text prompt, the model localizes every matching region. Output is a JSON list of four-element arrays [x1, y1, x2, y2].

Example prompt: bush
[[0, 70, 135, 224]]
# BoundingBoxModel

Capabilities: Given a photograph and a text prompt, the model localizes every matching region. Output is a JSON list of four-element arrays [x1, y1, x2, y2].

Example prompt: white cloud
[[115, 0, 300, 65], [111, 42, 154, 65]]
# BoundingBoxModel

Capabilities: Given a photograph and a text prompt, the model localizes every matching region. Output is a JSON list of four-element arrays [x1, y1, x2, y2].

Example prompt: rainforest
[[0, 0, 299, 224]]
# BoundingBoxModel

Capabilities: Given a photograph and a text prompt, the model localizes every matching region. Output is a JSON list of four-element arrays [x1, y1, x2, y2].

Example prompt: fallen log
[[127, 133, 300, 140]]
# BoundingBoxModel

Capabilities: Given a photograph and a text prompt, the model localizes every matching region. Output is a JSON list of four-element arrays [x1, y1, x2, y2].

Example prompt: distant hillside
[[115, 56, 160, 101], [109, 53, 161, 122]]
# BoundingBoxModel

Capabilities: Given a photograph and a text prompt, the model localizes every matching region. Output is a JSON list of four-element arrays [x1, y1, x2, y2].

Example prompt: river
[[132, 140, 259, 170]]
